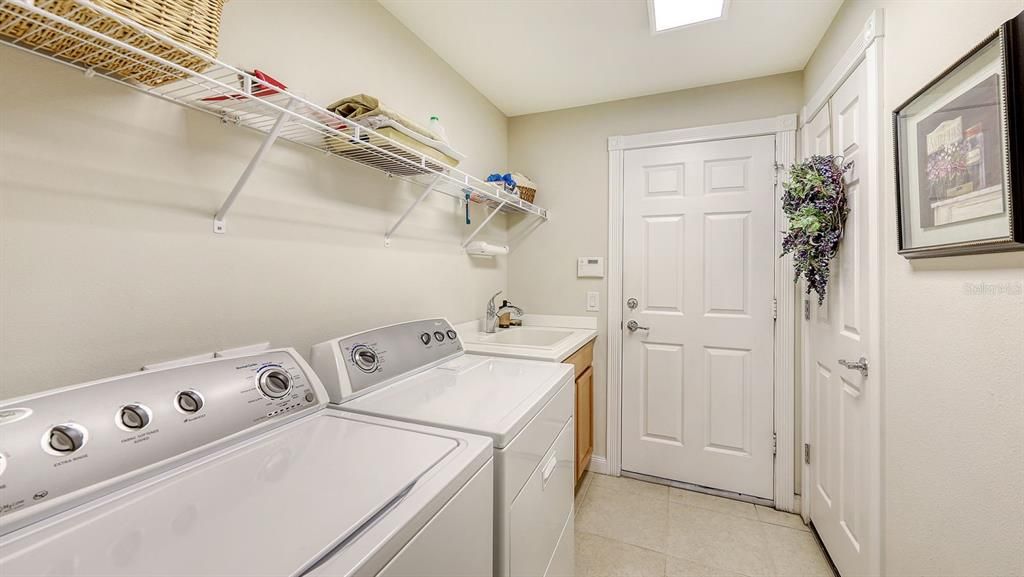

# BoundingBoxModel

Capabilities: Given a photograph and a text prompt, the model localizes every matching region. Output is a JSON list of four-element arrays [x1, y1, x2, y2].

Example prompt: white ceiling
[[379, 0, 842, 116]]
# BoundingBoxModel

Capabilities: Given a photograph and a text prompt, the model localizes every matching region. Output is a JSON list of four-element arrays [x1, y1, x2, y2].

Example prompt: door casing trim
[[606, 114, 798, 510]]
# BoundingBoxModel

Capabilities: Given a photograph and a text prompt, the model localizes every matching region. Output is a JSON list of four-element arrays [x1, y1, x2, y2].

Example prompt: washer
[[0, 348, 493, 577], [312, 318, 576, 577]]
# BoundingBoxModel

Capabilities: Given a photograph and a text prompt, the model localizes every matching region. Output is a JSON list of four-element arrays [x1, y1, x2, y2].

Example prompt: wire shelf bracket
[[213, 98, 293, 234], [461, 201, 507, 249], [384, 174, 443, 247]]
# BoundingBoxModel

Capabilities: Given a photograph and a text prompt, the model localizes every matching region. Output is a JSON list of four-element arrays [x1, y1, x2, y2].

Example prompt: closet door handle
[[838, 357, 868, 378]]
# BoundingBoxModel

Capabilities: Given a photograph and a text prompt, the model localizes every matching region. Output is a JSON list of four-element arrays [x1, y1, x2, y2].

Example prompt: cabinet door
[[575, 366, 593, 483]]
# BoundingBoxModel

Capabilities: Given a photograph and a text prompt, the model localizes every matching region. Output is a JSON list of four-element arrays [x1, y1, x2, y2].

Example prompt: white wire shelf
[[0, 0, 548, 240]]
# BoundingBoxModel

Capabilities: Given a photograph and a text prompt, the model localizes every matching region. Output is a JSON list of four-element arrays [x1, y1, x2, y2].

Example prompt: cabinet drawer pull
[[541, 452, 558, 484]]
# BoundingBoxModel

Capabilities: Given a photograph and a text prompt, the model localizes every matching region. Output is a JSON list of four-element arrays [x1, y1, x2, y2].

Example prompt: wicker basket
[[0, 0, 225, 86], [517, 186, 536, 204]]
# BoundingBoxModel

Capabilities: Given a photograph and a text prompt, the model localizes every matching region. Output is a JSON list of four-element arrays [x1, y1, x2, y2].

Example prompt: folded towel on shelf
[[324, 94, 466, 169], [360, 114, 466, 162], [326, 94, 439, 142]]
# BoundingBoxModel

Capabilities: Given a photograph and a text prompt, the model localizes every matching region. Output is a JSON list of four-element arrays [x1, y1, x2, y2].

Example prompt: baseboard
[[587, 455, 609, 475]]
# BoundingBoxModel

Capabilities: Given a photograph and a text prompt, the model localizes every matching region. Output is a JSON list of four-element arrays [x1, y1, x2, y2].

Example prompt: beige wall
[[804, 1, 1024, 574], [506, 73, 804, 459], [4, 6, 1022, 572], [0, 0, 509, 398]]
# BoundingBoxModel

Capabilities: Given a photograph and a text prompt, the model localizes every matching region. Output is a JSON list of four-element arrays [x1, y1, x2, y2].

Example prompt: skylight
[[648, 0, 727, 33]]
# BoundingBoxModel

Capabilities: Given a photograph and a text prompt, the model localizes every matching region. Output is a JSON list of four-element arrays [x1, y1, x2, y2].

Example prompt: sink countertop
[[455, 314, 598, 363]]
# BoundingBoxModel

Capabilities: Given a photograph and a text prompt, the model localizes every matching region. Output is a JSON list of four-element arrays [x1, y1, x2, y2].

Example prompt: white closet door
[[805, 59, 875, 577]]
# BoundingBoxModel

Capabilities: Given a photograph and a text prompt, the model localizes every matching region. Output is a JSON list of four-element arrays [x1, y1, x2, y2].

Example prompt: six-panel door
[[620, 135, 776, 499], [805, 59, 873, 577]]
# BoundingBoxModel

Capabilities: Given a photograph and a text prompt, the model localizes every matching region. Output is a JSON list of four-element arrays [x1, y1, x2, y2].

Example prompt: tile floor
[[574, 473, 835, 577]]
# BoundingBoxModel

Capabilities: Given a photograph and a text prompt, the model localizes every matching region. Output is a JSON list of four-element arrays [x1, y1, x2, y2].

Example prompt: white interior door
[[805, 59, 874, 576], [620, 135, 776, 499]]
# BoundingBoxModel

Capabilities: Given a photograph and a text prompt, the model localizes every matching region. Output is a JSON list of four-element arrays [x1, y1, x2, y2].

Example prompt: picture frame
[[893, 10, 1024, 258]]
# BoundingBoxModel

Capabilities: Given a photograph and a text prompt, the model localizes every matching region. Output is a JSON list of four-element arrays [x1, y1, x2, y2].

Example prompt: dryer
[[0, 348, 493, 577], [312, 318, 576, 577]]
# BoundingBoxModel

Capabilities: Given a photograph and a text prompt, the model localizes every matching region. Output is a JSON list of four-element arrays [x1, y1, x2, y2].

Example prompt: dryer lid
[[341, 355, 573, 448], [0, 413, 457, 577]]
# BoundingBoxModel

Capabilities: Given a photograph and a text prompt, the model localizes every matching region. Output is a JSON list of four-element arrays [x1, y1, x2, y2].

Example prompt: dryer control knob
[[258, 368, 292, 399], [351, 345, 379, 373], [119, 404, 151, 430], [176, 390, 204, 413], [48, 424, 86, 453]]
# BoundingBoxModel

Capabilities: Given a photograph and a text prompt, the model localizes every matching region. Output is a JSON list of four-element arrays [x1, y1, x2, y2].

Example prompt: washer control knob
[[48, 424, 86, 453], [258, 368, 292, 399], [351, 345, 379, 373], [446, 329, 457, 340], [433, 331, 444, 343], [176, 390, 204, 413], [420, 332, 432, 346], [119, 404, 151, 430]]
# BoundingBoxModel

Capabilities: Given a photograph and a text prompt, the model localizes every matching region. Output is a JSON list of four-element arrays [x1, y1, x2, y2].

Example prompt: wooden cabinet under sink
[[564, 339, 595, 486]]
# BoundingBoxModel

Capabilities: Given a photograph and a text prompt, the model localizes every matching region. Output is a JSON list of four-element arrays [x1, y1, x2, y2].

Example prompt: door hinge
[[804, 299, 811, 321], [771, 432, 777, 456], [804, 443, 811, 464], [772, 297, 778, 321]]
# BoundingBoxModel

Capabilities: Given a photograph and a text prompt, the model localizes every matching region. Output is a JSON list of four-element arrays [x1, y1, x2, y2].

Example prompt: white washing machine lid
[[340, 355, 573, 448], [0, 412, 459, 577]]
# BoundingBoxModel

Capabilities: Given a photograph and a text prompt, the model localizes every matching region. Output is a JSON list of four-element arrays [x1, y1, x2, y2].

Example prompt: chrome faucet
[[485, 290, 523, 333]]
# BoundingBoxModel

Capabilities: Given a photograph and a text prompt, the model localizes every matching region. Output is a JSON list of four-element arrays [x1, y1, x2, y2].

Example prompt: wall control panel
[[0, 349, 324, 533], [577, 257, 605, 278]]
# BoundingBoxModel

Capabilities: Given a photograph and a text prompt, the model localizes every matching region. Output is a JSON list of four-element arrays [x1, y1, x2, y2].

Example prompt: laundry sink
[[468, 328, 574, 348]]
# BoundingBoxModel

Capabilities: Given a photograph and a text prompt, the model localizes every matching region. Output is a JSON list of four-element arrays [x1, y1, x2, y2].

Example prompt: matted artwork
[[894, 10, 1024, 257]]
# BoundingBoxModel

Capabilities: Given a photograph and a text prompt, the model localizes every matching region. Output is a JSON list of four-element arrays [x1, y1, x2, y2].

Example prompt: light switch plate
[[586, 291, 600, 312], [577, 257, 604, 278]]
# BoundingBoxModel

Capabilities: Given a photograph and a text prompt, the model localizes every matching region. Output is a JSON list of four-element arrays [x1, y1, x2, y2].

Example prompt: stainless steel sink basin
[[466, 328, 574, 348]]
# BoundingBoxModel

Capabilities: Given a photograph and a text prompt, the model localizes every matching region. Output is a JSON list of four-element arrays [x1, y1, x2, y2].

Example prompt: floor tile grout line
[[579, 499, 823, 574], [578, 475, 828, 577], [759, 519, 811, 531], [755, 517, 816, 535], [585, 477, 813, 532], [671, 495, 810, 530], [574, 528, 756, 577]]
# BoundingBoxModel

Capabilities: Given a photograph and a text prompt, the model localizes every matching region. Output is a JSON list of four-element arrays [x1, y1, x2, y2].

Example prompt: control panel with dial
[[0, 349, 326, 534], [313, 318, 464, 403]]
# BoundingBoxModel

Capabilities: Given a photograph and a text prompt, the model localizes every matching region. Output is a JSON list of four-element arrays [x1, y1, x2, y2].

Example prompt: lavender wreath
[[781, 155, 853, 305]]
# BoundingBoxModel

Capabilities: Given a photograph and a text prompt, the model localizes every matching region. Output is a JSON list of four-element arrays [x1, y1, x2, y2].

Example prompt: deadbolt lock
[[626, 298, 638, 310]]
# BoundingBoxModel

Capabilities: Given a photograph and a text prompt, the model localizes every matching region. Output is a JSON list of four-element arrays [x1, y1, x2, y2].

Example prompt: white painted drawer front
[[509, 418, 575, 577], [500, 375, 573, 508]]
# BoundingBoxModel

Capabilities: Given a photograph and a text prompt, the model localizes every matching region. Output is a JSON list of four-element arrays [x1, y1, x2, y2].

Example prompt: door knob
[[838, 357, 868, 378], [626, 320, 649, 332]]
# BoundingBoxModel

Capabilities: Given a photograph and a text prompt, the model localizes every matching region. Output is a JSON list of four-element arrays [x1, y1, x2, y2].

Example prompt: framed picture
[[893, 10, 1024, 258]]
